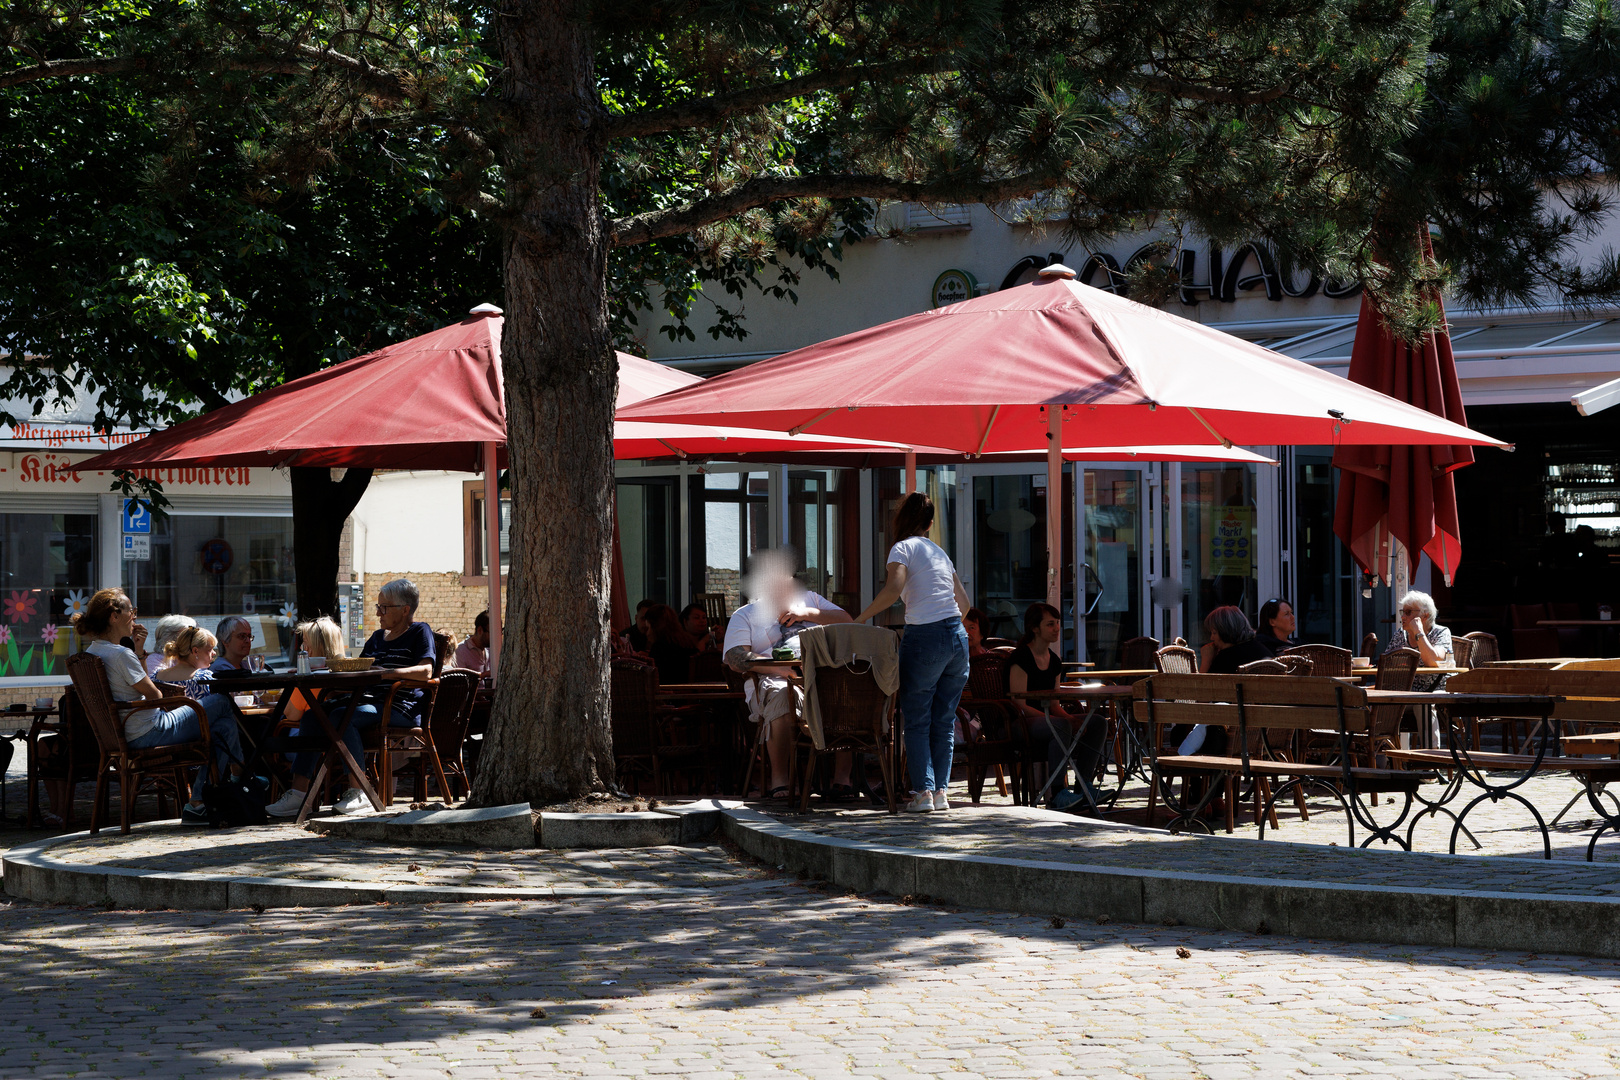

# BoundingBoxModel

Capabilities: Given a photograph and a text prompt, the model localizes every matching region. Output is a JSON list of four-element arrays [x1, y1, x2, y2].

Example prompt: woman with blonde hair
[[74, 589, 241, 824], [145, 614, 196, 677]]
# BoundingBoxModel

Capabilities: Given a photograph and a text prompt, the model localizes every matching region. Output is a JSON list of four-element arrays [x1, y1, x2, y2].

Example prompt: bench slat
[[1139, 701, 1366, 732]]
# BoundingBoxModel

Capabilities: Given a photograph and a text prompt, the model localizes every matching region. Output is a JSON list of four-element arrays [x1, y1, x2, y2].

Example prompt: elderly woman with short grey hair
[[265, 577, 438, 818], [212, 615, 255, 672], [1384, 589, 1453, 667]]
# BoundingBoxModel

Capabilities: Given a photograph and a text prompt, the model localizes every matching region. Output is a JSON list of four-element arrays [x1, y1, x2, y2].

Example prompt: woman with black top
[[645, 603, 700, 685], [1174, 606, 1271, 757], [1254, 598, 1296, 657], [1006, 602, 1106, 811]]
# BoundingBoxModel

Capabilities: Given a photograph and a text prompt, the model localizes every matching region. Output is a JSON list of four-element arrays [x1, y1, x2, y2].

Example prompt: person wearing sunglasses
[[1255, 598, 1296, 657], [1385, 590, 1453, 668]]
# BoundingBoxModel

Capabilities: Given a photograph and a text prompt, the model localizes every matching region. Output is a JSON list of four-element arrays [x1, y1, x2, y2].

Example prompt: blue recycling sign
[[122, 499, 152, 534]]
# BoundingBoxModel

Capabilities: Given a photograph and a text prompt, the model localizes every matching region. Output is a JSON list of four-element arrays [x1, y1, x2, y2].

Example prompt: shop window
[[0, 513, 97, 679], [463, 479, 512, 585], [123, 514, 298, 665]]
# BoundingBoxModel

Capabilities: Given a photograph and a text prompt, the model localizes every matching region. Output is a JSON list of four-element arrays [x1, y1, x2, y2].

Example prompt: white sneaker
[[265, 789, 306, 819], [932, 790, 950, 812], [905, 791, 934, 813], [335, 788, 370, 815]]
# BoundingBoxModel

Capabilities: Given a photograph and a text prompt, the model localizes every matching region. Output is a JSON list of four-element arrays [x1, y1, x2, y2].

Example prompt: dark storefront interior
[[1440, 402, 1620, 657]]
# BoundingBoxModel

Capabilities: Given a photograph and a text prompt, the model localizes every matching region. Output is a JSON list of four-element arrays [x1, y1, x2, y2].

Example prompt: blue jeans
[[292, 701, 416, 778], [899, 617, 970, 793], [126, 695, 241, 799]]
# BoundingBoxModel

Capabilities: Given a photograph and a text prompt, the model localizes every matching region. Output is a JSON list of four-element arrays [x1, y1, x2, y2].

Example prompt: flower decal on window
[[0, 626, 14, 645], [3, 591, 37, 624], [62, 590, 89, 618], [278, 602, 298, 628], [41, 624, 58, 644]]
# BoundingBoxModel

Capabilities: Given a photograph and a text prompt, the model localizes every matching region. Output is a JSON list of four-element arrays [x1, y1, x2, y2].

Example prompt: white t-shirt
[[88, 639, 159, 738], [724, 590, 839, 659], [886, 536, 962, 625]]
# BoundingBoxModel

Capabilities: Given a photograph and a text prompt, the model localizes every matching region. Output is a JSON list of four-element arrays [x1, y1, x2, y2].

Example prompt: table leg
[[293, 696, 387, 824]]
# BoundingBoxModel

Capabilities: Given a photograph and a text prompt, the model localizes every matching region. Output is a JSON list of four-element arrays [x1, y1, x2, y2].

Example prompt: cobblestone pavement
[[36, 824, 771, 892], [5, 880, 1620, 1078]]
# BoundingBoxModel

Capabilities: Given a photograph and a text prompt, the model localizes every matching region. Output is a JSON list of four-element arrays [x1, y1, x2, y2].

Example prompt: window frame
[[462, 479, 512, 587]]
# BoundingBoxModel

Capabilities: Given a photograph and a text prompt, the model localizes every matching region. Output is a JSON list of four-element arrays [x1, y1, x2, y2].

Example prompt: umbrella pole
[[1046, 406, 1062, 614], [483, 440, 503, 681], [904, 449, 916, 494]]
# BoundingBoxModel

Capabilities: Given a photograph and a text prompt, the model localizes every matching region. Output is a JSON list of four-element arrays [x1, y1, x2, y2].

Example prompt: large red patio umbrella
[[620, 266, 1509, 609], [1332, 286, 1472, 586]]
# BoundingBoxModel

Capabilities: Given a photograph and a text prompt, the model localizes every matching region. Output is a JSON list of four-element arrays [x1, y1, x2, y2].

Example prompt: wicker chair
[[1237, 658, 1287, 674], [1277, 654, 1314, 676], [797, 641, 899, 812], [66, 653, 211, 835], [1120, 636, 1161, 670], [27, 689, 101, 827], [1154, 645, 1199, 674], [1451, 636, 1475, 668], [1360, 632, 1380, 660], [1281, 643, 1352, 677], [1367, 647, 1420, 767], [960, 652, 1024, 805], [611, 656, 710, 794], [1463, 631, 1500, 668], [397, 669, 479, 802]]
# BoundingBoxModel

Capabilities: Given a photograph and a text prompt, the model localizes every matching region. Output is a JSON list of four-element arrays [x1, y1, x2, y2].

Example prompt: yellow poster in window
[[1207, 507, 1255, 576]]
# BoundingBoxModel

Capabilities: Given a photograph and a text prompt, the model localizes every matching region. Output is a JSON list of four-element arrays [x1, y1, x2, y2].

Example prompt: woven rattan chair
[[1237, 658, 1287, 675], [1120, 636, 1161, 670], [1368, 647, 1420, 766], [612, 656, 710, 794], [27, 689, 101, 827], [797, 645, 898, 813], [1463, 631, 1500, 668], [1451, 636, 1475, 668], [1154, 645, 1199, 674], [66, 652, 211, 835], [398, 669, 479, 802], [1281, 643, 1352, 677], [1360, 632, 1379, 660], [1277, 654, 1314, 676], [960, 652, 1024, 805]]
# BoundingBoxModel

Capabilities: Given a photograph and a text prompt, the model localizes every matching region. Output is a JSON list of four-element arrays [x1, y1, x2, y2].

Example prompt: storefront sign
[[999, 245, 1361, 305], [1207, 508, 1254, 576], [0, 452, 292, 496], [122, 534, 150, 561], [931, 269, 978, 308]]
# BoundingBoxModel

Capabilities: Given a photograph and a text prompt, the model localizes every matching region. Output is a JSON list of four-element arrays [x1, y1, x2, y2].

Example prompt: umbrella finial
[[469, 303, 504, 316], [1037, 263, 1077, 279]]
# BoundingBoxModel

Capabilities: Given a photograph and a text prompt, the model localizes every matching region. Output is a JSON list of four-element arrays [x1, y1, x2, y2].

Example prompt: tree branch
[[0, 50, 361, 90], [598, 54, 955, 142], [608, 171, 1056, 247], [1130, 72, 1293, 105]]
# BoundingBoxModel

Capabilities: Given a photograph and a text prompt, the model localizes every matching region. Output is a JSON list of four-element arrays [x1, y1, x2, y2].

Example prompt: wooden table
[[1012, 685, 1140, 810], [1063, 668, 1155, 684], [216, 669, 392, 824]]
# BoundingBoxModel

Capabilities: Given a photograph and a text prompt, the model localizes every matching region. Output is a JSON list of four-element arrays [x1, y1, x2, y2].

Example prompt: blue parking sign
[[123, 499, 152, 534]]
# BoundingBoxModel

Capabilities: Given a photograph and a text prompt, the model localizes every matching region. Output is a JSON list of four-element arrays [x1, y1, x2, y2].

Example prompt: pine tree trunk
[[289, 466, 373, 620], [468, 0, 618, 805]]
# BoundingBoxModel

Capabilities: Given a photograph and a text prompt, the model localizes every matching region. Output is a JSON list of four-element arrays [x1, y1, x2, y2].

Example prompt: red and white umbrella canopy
[[617, 273, 1509, 454]]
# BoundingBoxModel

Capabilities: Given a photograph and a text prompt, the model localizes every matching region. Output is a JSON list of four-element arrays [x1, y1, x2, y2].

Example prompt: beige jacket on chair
[[798, 623, 900, 749]]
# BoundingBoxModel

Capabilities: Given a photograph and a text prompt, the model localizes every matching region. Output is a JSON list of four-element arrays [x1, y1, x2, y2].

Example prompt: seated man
[[452, 610, 492, 674], [723, 555, 855, 800]]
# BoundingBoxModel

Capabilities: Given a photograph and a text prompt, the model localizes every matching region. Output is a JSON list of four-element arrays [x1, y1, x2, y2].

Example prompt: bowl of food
[[326, 657, 376, 672]]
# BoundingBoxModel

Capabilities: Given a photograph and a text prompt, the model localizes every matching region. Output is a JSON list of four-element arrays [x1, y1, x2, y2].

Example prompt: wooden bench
[[1133, 674, 1439, 848], [1383, 667, 1617, 858]]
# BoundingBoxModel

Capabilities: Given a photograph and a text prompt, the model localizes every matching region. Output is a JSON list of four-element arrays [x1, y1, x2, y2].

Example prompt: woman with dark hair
[[1176, 605, 1272, 758], [962, 608, 991, 657], [75, 588, 242, 824], [645, 603, 701, 685], [1006, 602, 1105, 811], [856, 491, 970, 813], [1254, 598, 1296, 657]]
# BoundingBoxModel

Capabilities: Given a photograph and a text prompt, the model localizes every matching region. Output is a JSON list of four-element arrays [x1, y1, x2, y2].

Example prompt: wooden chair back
[[1120, 636, 1161, 670], [1134, 673, 1373, 735], [1282, 643, 1352, 677], [1360, 632, 1379, 659], [694, 592, 731, 622], [1463, 631, 1500, 667], [1154, 645, 1199, 674]]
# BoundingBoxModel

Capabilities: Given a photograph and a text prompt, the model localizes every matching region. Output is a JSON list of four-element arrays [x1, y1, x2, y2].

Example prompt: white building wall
[[349, 470, 467, 576]]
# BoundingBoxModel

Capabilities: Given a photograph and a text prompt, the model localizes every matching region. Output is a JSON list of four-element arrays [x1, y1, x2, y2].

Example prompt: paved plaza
[[4, 868, 1620, 1079]]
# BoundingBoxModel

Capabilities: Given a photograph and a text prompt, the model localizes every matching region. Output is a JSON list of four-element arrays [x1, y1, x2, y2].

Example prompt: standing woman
[[856, 492, 971, 813]]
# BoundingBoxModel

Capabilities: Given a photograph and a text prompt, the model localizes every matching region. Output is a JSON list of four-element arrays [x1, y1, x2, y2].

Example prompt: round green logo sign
[[931, 269, 978, 308]]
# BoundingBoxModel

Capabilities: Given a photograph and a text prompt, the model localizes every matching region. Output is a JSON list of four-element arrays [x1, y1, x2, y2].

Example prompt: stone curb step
[[719, 807, 1620, 960], [304, 800, 727, 849]]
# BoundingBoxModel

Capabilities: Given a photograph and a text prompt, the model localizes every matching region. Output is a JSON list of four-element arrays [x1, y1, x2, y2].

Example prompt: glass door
[[1182, 462, 1261, 647], [1081, 468, 1145, 668], [787, 468, 861, 616], [956, 463, 1075, 653]]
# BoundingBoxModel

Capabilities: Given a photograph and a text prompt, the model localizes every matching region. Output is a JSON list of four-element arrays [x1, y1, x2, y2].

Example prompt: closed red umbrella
[[1332, 284, 1472, 586]]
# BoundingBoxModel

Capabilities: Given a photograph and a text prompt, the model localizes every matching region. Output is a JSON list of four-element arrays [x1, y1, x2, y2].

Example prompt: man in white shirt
[[723, 560, 852, 799]]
